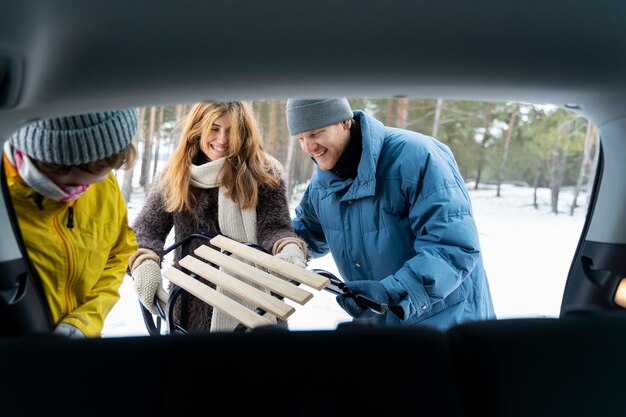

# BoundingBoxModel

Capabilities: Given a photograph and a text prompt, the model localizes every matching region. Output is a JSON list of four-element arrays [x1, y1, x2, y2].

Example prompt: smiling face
[[295, 120, 352, 170], [200, 113, 231, 161]]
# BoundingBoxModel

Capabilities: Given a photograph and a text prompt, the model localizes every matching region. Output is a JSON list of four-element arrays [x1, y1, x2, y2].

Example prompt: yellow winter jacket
[[3, 159, 137, 337]]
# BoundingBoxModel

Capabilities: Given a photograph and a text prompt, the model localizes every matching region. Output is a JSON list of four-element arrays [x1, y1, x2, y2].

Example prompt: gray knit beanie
[[10, 108, 138, 165], [286, 98, 353, 136]]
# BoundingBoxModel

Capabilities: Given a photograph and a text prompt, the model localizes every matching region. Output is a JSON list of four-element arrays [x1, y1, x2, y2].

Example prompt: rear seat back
[[157, 325, 465, 416], [449, 313, 626, 417], [0, 325, 464, 417], [3, 314, 624, 417]]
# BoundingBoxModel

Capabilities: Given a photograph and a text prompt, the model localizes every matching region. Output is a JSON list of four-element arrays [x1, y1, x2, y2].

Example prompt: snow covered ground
[[102, 181, 587, 337]]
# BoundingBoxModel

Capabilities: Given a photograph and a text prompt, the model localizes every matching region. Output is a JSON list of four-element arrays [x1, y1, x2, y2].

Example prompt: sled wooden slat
[[163, 267, 273, 329], [179, 255, 295, 320], [210, 235, 330, 290], [194, 245, 313, 305]]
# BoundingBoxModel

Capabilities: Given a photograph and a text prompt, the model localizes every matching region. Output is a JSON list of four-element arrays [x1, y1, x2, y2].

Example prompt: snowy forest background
[[101, 97, 597, 336], [121, 98, 597, 217]]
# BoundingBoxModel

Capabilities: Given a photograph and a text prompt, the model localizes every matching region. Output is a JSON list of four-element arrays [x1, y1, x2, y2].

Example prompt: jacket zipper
[[67, 205, 75, 228], [29, 191, 77, 314], [33, 192, 75, 228], [34, 193, 45, 210], [53, 210, 76, 315]]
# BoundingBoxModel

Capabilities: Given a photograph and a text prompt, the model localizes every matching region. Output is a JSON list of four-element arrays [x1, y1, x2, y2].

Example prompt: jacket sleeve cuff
[[380, 276, 431, 321], [128, 248, 161, 272], [272, 237, 309, 259]]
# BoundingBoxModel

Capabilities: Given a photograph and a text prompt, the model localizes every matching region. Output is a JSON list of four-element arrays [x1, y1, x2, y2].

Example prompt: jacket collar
[[316, 110, 385, 201]]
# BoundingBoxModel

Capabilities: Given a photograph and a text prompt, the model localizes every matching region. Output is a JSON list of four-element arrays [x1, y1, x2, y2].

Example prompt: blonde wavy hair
[[157, 101, 280, 212]]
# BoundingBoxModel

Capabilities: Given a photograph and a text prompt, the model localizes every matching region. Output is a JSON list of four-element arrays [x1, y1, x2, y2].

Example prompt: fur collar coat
[[132, 175, 303, 332]]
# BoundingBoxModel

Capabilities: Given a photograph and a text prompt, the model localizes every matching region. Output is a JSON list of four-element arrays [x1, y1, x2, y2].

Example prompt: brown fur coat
[[132, 175, 304, 332]]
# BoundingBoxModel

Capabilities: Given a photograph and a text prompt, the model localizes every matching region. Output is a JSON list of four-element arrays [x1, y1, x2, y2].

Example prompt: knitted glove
[[53, 322, 86, 338], [274, 243, 306, 268], [336, 280, 402, 319], [131, 259, 168, 316]]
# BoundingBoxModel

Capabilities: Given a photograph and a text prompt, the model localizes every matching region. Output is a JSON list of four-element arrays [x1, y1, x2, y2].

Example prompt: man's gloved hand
[[274, 243, 306, 268], [131, 259, 168, 315], [336, 280, 396, 319], [53, 322, 85, 339]]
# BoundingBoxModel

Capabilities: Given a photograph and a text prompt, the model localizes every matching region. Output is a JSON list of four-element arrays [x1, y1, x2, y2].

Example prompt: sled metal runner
[[140, 229, 389, 335]]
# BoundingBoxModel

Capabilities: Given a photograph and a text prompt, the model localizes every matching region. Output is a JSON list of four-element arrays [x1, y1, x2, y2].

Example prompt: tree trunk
[[431, 98, 444, 137], [139, 106, 156, 189], [474, 153, 484, 190], [473, 103, 496, 190], [570, 122, 597, 215], [169, 104, 185, 157], [395, 97, 409, 128], [549, 146, 567, 214], [385, 99, 395, 126], [121, 107, 145, 202], [267, 99, 279, 156], [175, 104, 184, 124], [496, 104, 518, 197], [283, 128, 297, 202], [585, 126, 601, 210], [150, 106, 165, 183], [532, 157, 543, 210]]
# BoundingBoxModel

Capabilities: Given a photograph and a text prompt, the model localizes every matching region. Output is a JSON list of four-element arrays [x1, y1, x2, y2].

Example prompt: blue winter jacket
[[293, 111, 496, 330]]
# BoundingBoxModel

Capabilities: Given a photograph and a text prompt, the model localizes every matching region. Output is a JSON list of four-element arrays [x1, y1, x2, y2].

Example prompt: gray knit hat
[[286, 98, 353, 136], [10, 108, 138, 165]]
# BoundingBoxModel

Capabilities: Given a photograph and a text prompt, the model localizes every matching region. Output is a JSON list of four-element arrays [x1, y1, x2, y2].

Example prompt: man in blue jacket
[[286, 98, 496, 330]]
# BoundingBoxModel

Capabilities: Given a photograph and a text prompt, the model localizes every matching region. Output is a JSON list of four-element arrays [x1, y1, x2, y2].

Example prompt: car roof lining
[[1, 0, 625, 131]]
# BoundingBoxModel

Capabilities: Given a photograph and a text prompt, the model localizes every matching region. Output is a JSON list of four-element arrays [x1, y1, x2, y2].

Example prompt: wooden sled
[[140, 230, 389, 335]]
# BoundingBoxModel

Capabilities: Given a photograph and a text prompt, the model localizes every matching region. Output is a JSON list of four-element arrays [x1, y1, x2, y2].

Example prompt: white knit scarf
[[190, 157, 276, 331]]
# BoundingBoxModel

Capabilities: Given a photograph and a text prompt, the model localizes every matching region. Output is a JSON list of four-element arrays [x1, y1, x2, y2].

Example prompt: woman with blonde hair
[[129, 101, 307, 332]]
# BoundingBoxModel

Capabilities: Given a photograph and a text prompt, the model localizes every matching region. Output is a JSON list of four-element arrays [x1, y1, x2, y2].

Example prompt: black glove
[[336, 280, 395, 319]]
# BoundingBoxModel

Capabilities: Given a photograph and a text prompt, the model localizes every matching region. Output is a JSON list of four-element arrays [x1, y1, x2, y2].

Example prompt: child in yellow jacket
[[3, 109, 139, 337]]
